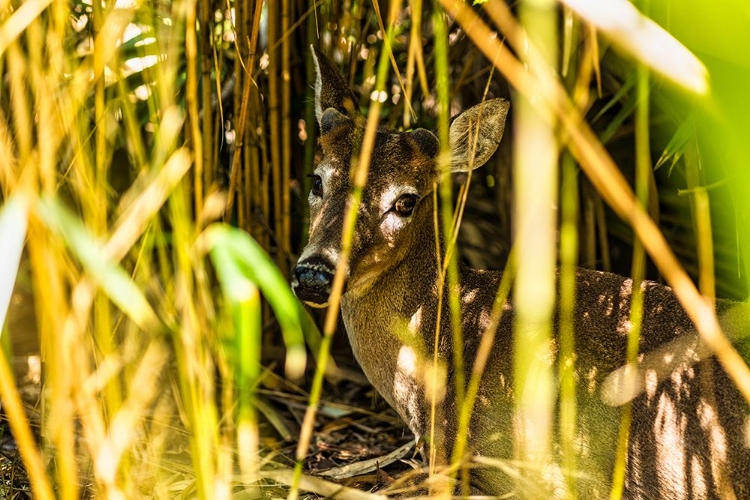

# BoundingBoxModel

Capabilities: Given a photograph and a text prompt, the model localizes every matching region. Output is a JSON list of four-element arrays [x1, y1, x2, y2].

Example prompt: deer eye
[[310, 175, 323, 197], [394, 194, 418, 217]]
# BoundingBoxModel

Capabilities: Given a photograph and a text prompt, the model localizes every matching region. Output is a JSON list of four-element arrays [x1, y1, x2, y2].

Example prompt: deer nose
[[292, 258, 335, 307]]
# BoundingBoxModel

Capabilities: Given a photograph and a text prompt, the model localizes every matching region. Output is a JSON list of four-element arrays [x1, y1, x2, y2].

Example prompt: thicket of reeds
[[0, 0, 749, 498]]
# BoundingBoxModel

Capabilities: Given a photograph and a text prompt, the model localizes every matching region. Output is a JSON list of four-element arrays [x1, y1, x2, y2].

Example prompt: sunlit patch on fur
[[574, 421, 590, 458], [598, 290, 615, 317], [479, 308, 491, 330], [698, 398, 730, 491], [423, 360, 447, 406], [409, 307, 423, 335], [670, 370, 683, 390], [379, 184, 401, 215], [645, 369, 658, 399], [691, 455, 708, 498], [542, 464, 567, 499], [586, 366, 598, 395], [463, 288, 478, 304], [380, 214, 403, 245], [655, 393, 686, 491], [538, 338, 558, 366], [394, 346, 422, 436]]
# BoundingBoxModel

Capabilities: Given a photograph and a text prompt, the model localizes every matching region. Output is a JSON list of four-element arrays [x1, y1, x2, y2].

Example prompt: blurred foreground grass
[[0, 0, 749, 498]]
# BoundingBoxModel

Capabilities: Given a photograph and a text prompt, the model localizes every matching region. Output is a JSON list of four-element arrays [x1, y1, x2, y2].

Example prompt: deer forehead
[[318, 129, 437, 202]]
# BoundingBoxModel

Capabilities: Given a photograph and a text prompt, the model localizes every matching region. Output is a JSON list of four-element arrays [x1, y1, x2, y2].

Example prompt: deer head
[[292, 46, 509, 306]]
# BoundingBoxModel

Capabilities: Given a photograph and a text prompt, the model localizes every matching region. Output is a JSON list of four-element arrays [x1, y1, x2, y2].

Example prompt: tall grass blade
[[0, 196, 27, 330], [35, 196, 159, 331]]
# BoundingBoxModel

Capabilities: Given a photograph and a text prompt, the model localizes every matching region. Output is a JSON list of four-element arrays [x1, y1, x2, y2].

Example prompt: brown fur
[[292, 46, 750, 498]]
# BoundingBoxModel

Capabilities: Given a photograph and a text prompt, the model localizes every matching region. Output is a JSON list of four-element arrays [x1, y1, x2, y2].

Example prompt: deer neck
[[339, 204, 443, 438]]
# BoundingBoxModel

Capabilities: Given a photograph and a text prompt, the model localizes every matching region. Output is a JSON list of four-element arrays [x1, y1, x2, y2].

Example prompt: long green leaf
[[204, 223, 306, 380]]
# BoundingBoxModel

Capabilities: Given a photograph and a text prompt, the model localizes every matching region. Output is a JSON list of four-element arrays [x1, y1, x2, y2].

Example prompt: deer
[[291, 46, 750, 498]]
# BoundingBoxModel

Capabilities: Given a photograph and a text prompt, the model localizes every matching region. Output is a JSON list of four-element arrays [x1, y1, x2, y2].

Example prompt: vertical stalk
[[513, 0, 558, 482], [281, 0, 292, 263], [403, 0, 423, 129], [170, 183, 218, 500], [685, 135, 725, 493], [226, 0, 262, 237], [200, 0, 214, 194], [90, 0, 120, 489], [431, 6, 465, 494], [25, 231, 62, 500], [559, 12, 580, 497], [559, 152, 579, 497], [267, 0, 284, 272], [186, 0, 204, 217], [610, 45, 650, 500], [234, 0, 245, 229], [236, 286, 261, 485]]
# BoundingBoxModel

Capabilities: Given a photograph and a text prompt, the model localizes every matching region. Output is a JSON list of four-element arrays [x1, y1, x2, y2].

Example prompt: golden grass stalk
[[0, 198, 54, 500]]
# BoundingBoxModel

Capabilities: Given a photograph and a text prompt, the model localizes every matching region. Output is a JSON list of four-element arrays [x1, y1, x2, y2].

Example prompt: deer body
[[292, 47, 750, 498]]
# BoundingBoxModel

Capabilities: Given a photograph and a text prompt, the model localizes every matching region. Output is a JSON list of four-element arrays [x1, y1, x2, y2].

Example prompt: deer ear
[[449, 98, 509, 172], [311, 45, 359, 126]]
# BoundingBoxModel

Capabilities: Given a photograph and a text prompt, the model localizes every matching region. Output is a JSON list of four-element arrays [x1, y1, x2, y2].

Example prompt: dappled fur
[[293, 47, 750, 498]]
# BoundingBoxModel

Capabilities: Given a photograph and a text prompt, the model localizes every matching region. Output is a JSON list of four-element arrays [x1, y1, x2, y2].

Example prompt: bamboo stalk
[[25, 231, 64, 500], [225, 0, 262, 226], [234, 0, 246, 231], [281, 0, 292, 267], [186, 0, 204, 217], [267, 0, 284, 273], [200, 0, 214, 195]]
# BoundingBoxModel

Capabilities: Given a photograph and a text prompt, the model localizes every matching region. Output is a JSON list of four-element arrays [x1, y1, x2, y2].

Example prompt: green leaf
[[654, 118, 692, 172], [204, 224, 306, 380]]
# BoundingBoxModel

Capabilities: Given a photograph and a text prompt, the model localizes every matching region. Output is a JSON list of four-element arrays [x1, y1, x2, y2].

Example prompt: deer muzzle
[[291, 256, 336, 307]]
